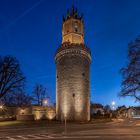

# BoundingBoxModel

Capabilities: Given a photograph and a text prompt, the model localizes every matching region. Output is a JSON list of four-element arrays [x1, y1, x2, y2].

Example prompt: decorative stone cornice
[[55, 43, 91, 62]]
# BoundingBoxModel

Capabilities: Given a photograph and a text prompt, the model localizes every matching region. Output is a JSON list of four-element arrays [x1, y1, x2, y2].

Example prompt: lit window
[[74, 22, 78, 32]]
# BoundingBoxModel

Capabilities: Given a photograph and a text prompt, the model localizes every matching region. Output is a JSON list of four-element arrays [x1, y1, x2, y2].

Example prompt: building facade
[[55, 7, 91, 121]]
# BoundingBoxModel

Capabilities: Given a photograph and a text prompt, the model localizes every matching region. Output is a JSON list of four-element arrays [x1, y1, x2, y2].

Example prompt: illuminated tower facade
[[55, 7, 91, 121]]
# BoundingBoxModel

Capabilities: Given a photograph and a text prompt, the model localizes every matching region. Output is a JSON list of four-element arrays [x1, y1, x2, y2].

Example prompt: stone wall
[[56, 44, 91, 121], [0, 107, 16, 121], [0, 106, 56, 121]]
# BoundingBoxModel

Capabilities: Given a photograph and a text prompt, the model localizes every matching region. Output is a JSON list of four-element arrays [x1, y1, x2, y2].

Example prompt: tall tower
[[55, 6, 91, 121]]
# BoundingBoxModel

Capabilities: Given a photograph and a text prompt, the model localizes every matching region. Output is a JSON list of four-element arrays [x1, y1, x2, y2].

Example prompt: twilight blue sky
[[0, 0, 140, 106]]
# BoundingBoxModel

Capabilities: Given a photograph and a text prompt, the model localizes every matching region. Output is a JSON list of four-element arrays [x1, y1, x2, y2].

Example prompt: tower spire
[[63, 5, 82, 22]]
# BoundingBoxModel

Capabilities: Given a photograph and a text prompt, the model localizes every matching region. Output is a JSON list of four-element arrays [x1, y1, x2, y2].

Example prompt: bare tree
[[104, 105, 111, 113], [0, 90, 32, 107], [120, 36, 140, 101], [0, 56, 25, 99], [32, 84, 48, 106]]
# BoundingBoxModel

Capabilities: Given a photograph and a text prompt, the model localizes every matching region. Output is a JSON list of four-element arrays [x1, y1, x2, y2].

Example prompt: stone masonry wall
[[56, 45, 91, 121]]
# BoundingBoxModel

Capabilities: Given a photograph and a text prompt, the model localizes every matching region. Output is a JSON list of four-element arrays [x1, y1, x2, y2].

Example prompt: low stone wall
[[0, 116, 16, 121], [0, 107, 16, 116], [16, 107, 32, 116], [16, 115, 34, 121], [32, 106, 56, 120], [0, 106, 56, 121]]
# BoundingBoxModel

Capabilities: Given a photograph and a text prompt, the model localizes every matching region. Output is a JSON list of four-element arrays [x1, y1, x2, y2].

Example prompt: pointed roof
[[63, 6, 83, 22]]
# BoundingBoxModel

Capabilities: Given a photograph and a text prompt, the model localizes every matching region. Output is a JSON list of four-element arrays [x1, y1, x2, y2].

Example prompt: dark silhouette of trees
[[90, 102, 103, 108], [32, 84, 48, 106], [0, 56, 25, 99], [96, 110, 102, 116], [120, 36, 140, 101], [116, 105, 127, 112], [0, 90, 32, 106], [104, 105, 111, 113]]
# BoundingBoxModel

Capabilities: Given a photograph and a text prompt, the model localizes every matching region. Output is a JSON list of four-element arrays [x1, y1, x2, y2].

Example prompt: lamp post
[[0, 105, 3, 110], [0, 102, 4, 110], [111, 101, 116, 110], [64, 115, 67, 135], [0, 104, 5, 116], [43, 98, 48, 106], [42, 99, 49, 135], [73, 93, 75, 120], [111, 101, 116, 106]]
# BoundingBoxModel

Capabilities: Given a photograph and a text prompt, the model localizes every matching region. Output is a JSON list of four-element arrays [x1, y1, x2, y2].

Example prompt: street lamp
[[0, 105, 3, 110], [111, 101, 116, 106], [43, 99, 48, 106], [64, 115, 67, 135], [111, 101, 116, 110]]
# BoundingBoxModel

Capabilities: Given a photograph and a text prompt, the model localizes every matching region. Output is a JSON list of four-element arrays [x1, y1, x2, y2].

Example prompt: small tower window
[[72, 93, 75, 98], [74, 22, 78, 32], [82, 73, 85, 76], [75, 27, 78, 32]]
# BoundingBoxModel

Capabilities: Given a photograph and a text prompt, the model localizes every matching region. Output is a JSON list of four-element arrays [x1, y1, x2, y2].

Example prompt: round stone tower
[[55, 6, 91, 121]]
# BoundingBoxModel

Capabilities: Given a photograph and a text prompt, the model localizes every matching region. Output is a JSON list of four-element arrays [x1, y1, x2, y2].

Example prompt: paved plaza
[[0, 120, 140, 140]]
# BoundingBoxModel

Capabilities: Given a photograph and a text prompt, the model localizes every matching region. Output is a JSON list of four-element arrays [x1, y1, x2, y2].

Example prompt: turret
[[62, 6, 84, 44]]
